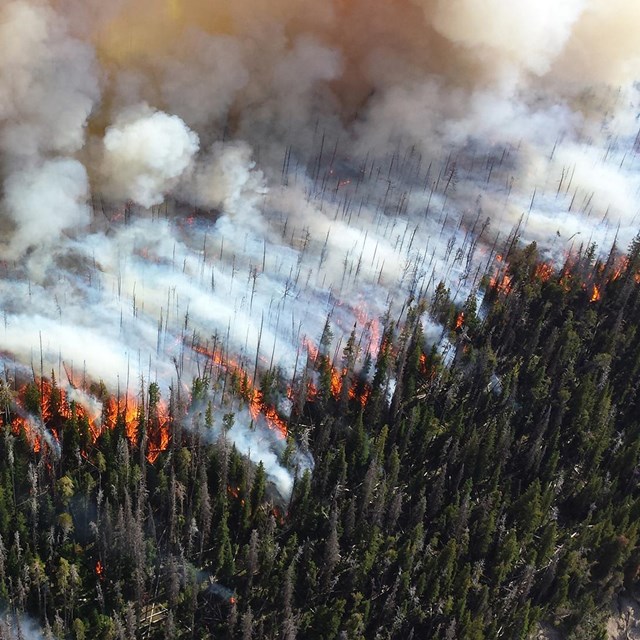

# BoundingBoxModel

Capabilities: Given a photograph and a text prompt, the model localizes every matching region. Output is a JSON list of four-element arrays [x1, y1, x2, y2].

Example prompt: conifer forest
[[2, 237, 640, 639]]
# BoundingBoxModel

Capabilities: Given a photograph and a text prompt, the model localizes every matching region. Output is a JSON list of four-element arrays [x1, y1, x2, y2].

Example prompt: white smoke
[[3, 159, 91, 259], [102, 106, 200, 207], [0, 0, 99, 159], [0, 614, 49, 640], [428, 0, 585, 78], [193, 141, 267, 223]]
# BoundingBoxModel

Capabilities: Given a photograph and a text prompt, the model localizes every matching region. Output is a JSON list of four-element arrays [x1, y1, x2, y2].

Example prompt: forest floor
[[537, 592, 640, 639], [607, 592, 640, 639]]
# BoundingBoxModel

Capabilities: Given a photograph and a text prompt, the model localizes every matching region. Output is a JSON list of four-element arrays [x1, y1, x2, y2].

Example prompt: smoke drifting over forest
[[1, 0, 640, 494]]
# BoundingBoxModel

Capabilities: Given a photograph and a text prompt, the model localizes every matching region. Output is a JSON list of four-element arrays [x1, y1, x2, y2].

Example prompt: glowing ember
[[455, 312, 464, 330], [95, 560, 105, 580], [227, 485, 245, 506], [560, 272, 572, 292]]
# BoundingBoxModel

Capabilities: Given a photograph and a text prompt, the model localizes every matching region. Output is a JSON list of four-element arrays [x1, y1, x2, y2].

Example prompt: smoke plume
[[101, 105, 200, 207], [1, 0, 640, 494]]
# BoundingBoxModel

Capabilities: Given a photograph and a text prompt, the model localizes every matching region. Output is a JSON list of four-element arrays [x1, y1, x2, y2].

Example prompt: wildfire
[[194, 343, 288, 439], [11, 416, 42, 454], [271, 506, 286, 526], [534, 263, 554, 282], [146, 399, 171, 464], [5, 379, 172, 464], [559, 271, 573, 292], [102, 392, 172, 462], [488, 252, 512, 294], [348, 384, 370, 407], [455, 312, 464, 330], [303, 338, 372, 407], [104, 396, 139, 444], [590, 284, 601, 303], [227, 485, 245, 506], [490, 273, 513, 295], [351, 304, 382, 357], [249, 392, 288, 439], [303, 338, 319, 364], [611, 255, 629, 281], [331, 368, 344, 397], [95, 560, 105, 580], [39, 379, 101, 439], [306, 381, 318, 402]]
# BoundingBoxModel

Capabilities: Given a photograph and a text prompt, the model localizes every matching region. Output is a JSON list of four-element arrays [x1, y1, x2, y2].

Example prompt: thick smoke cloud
[[0, 0, 99, 159], [192, 141, 267, 224], [101, 106, 200, 207], [1, 0, 640, 494], [426, 0, 585, 77], [3, 159, 91, 259]]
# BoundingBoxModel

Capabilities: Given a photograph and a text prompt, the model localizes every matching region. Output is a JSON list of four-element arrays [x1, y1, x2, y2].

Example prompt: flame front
[[194, 343, 288, 439], [4, 381, 172, 464]]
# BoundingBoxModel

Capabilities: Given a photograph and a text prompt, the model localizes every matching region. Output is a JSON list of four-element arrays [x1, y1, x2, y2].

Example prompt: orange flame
[[104, 396, 140, 445], [95, 560, 105, 580], [194, 344, 288, 439], [590, 284, 601, 303], [302, 338, 371, 407], [534, 263, 554, 282], [303, 338, 319, 364], [6, 379, 172, 464], [348, 384, 370, 407], [490, 273, 513, 294], [455, 312, 464, 330], [11, 416, 41, 453], [611, 255, 629, 282], [330, 368, 344, 397], [307, 382, 318, 402], [146, 399, 171, 464]]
